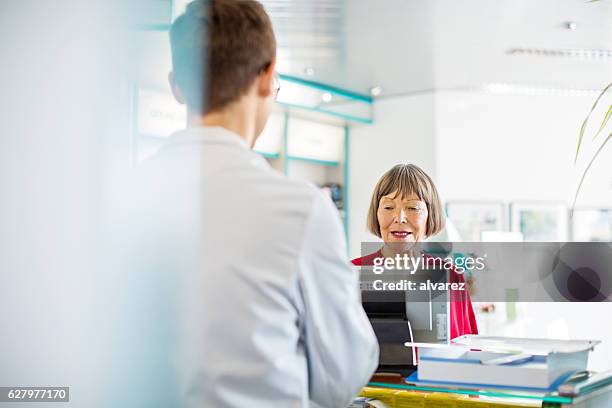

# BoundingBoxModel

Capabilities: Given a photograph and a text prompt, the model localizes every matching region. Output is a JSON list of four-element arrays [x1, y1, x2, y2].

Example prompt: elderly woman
[[352, 163, 478, 339]]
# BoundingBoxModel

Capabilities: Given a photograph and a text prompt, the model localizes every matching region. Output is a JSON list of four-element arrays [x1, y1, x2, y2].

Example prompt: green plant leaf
[[571, 129, 612, 213], [575, 81, 612, 164], [592, 104, 612, 141]]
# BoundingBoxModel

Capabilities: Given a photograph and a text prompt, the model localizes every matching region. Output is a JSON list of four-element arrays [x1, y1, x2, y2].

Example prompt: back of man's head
[[169, 0, 276, 115]]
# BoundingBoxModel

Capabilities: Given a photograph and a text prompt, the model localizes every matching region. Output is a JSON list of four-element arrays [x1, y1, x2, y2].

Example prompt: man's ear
[[257, 59, 276, 98], [168, 72, 186, 105]]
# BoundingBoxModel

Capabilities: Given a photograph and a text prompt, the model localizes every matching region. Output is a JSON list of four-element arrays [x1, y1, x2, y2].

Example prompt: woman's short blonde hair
[[367, 163, 445, 238]]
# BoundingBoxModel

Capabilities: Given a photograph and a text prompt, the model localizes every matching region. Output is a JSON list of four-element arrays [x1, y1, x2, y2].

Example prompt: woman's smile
[[389, 230, 413, 240]]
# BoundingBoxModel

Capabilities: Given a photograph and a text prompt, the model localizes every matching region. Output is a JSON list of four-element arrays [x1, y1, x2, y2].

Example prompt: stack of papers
[[404, 335, 600, 390]]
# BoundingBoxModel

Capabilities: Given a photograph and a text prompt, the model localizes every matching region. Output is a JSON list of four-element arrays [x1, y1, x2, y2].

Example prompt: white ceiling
[[263, 0, 612, 96], [134, 0, 612, 96], [430, 0, 612, 92]]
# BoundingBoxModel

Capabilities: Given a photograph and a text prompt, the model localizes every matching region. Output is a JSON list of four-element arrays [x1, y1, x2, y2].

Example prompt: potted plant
[[572, 81, 612, 214]]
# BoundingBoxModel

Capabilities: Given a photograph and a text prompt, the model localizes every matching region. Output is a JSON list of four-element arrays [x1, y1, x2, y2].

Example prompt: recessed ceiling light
[[370, 86, 383, 97], [321, 92, 332, 102], [482, 82, 599, 96], [507, 47, 612, 60], [304, 67, 315, 76], [564, 21, 578, 31]]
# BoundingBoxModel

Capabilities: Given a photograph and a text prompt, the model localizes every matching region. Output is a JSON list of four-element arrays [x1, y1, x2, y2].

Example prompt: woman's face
[[377, 191, 429, 244]]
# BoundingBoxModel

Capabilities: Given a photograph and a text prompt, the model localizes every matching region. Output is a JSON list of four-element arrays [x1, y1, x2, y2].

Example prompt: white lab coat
[[146, 126, 378, 408]]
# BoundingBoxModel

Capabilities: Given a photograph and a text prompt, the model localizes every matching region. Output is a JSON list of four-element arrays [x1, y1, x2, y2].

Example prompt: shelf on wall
[[277, 74, 374, 125], [279, 74, 373, 103], [278, 102, 373, 125], [286, 155, 340, 167], [255, 151, 281, 159], [255, 111, 355, 249]]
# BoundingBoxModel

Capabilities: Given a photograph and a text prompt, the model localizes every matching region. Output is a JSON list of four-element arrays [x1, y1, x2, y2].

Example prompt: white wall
[[435, 90, 612, 207], [348, 94, 436, 259]]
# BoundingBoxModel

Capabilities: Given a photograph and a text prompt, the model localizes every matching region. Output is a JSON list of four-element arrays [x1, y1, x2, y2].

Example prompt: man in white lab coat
[[158, 1, 379, 407]]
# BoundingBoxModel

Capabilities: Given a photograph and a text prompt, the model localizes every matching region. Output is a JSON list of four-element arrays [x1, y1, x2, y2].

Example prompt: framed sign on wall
[[445, 201, 506, 241], [571, 208, 612, 242], [510, 202, 568, 242]]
